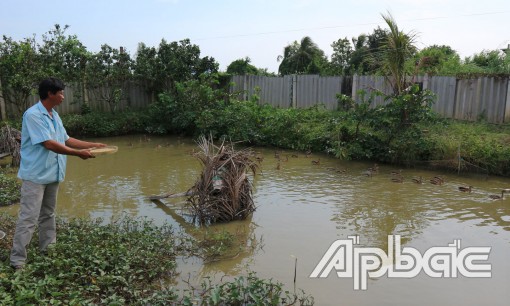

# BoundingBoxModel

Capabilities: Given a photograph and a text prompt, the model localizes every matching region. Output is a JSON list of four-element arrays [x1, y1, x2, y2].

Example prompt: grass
[[0, 169, 20, 207], [425, 120, 510, 175]]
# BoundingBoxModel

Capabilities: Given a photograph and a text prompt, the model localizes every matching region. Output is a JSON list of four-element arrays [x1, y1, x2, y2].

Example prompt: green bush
[[0, 171, 20, 206], [145, 77, 228, 136], [197, 99, 264, 143], [62, 111, 150, 137]]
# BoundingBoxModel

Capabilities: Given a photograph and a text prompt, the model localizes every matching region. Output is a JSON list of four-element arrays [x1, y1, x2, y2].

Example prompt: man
[[10, 77, 106, 269]]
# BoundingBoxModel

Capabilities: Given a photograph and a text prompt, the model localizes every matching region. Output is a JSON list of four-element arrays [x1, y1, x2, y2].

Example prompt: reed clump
[[187, 136, 260, 224]]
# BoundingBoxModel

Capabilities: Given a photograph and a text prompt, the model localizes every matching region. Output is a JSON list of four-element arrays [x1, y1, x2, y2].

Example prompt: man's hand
[[66, 138, 108, 150], [75, 149, 95, 160]]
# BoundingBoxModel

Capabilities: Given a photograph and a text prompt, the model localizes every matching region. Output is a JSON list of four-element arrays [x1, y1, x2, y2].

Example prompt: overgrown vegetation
[[0, 215, 178, 305], [0, 170, 20, 206], [62, 111, 149, 137], [184, 273, 314, 306], [0, 214, 313, 305], [425, 121, 510, 176]]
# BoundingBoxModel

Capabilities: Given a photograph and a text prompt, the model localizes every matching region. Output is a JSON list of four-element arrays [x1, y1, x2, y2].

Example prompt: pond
[[2, 134, 510, 305]]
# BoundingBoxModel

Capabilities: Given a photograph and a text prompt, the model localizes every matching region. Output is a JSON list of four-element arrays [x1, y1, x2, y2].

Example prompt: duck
[[489, 189, 510, 200], [368, 163, 379, 173], [276, 162, 281, 170], [433, 176, 445, 183], [430, 177, 444, 185], [412, 176, 423, 184], [291, 154, 299, 158], [311, 159, 320, 165], [458, 186, 473, 193], [391, 176, 404, 183], [489, 191, 504, 200], [305, 150, 312, 158], [361, 170, 373, 177], [391, 169, 403, 176]]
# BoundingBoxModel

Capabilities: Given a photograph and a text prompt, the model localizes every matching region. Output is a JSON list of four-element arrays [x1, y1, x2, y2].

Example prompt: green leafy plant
[[0, 171, 20, 206], [183, 272, 314, 306], [0, 215, 179, 305]]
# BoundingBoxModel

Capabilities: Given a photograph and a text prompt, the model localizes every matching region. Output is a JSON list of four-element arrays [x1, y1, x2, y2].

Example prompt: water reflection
[[1, 135, 510, 305], [148, 189, 262, 281]]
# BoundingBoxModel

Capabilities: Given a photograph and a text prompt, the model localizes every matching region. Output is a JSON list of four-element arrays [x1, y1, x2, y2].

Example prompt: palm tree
[[277, 36, 327, 75], [380, 12, 417, 95]]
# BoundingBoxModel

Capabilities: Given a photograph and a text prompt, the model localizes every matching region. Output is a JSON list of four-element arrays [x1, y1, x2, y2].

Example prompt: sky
[[1, 0, 509, 73]]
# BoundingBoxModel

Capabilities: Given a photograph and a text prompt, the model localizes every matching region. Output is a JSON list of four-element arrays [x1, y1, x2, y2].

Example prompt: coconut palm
[[380, 12, 417, 95], [277, 36, 327, 75]]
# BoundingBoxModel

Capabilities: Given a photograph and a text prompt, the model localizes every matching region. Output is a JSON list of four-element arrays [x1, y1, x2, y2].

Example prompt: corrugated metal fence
[[4, 75, 510, 124], [231, 74, 510, 124], [3, 81, 151, 117], [230, 75, 345, 110]]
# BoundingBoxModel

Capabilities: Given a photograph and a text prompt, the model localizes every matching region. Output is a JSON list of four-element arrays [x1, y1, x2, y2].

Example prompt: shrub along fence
[[2, 75, 510, 124], [231, 74, 510, 124]]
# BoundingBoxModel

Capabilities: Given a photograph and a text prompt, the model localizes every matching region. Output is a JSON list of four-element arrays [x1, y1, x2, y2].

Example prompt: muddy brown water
[[2, 134, 509, 305]]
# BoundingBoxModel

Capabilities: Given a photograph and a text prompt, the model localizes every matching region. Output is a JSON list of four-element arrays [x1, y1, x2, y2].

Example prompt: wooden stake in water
[[457, 144, 461, 174], [291, 255, 298, 287]]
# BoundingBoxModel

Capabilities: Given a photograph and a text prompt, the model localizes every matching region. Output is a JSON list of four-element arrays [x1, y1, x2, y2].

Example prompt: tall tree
[[133, 42, 158, 102], [380, 12, 417, 95], [86, 44, 133, 113], [38, 24, 90, 107], [329, 37, 353, 75], [38, 24, 89, 82], [409, 45, 462, 76], [226, 57, 259, 75], [465, 50, 509, 73], [346, 27, 390, 75], [133, 39, 219, 98], [366, 27, 390, 73], [0, 35, 45, 117], [277, 36, 328, 75], [349, 34, 370, 74]]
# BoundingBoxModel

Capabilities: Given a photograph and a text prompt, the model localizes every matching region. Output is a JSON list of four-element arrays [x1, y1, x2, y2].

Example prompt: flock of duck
[[358, 163, 510, 200], [267, 151, 509, 201]]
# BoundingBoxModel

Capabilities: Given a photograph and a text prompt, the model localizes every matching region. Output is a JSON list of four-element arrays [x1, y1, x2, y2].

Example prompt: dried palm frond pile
[[186, 136, 260, 224], [0, 125, 21, 166]]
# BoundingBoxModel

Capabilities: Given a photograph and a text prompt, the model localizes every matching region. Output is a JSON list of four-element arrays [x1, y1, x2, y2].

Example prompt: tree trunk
[[0, 78, 6, 121]]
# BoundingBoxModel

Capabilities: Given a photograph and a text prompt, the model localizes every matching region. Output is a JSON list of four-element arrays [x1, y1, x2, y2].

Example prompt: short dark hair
[[38, 77, 65, 100]]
